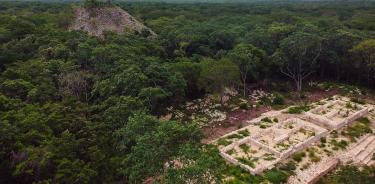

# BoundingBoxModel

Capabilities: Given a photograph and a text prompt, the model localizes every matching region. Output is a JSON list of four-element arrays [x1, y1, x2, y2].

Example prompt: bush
[[272, 93, 285, 105], [261, 117, 272, 123], [238, 129, 250, 137], [279, 161, 296, 172], [239, 102, 248, 110], [259, 96, 272, 105], [239, 144, 250, 153], [237, 157, 257, 168], [264, 169, 289, 184], [320, 165, 375, 184], [346, 120, 372, 140], [292, 152, 306, 162], [358, 117, 371, 125], [260, 124, 267, 129], [225, 165, 264, 183], [330, 139, 349, 150], [309, 154, 321, 162]]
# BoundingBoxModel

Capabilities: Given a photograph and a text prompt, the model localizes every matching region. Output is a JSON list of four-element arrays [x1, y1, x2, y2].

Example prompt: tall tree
[[350, 39, 375, 86], [229, 44, 266, 97], [273, 32, 322, 93], [199, 59, 240, 104]]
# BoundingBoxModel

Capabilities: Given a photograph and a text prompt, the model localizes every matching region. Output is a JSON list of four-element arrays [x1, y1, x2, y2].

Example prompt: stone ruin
[[305, 99, 369, 130], [216, 96, 372, 177]]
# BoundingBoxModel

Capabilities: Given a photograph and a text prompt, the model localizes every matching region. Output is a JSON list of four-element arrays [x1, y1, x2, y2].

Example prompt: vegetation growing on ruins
[[319, 165, 375, 184], [286, 105, 311, 114]]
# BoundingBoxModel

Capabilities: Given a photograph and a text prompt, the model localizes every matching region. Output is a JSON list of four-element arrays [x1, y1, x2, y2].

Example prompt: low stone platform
[[215, 95, 373, 180]]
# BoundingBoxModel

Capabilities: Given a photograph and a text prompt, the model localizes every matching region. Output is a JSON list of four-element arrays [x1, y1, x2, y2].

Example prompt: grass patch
[[330, 139, 348, 150], [237, 157, 258, 168], [263, 153, 276, 161], [224, 165, 264, 184], [279, 161, 297, 173], [239, 144, 250, 153], [286, 105, 310, 114], [344, 118, 372, 140], [226, 133, 244, 139], [238, 129, 250, 137], [217, 138, 232, 146], [264, 169, 289, 184]]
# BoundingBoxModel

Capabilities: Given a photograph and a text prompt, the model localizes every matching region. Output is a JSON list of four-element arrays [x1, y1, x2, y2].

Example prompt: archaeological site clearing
[[215, 95, 375, 183]]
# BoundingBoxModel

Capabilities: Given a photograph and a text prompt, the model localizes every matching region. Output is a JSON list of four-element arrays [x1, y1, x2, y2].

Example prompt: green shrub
[[346, 120, 372, 140], [272, 93, 285, 105], [279, 161, 296, 172], [227, 133, 244, 139], [273, 118, 279, 122], [238, 129, 250, 137], [261, 117, 272, 123], [225, 165, 264, 183], [239, 144, 250, 153], [318, 143, 326, 148], [260, 124, 267, 129], [217, 138, 232, 146], [239, 102, 248, 110], [320, 165, 374, 184], [263, 156, 276, 161], [358, 117, 371, 125], [292, 152, 306, 162], [259, 96, 272, 105], [237, 157, 257, 168], [308, 149, 321, 162], [264, 169, 289, 184], [286, 105, 310, 114], [330, 139, 348, 150]]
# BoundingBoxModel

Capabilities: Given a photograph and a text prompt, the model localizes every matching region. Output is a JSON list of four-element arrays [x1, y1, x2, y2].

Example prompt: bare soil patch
[[201, 106, 271, 143]]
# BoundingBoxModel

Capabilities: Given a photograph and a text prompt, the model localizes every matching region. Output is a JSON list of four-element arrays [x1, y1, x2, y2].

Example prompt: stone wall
[[305, 112, 335, 129], [332, 107, 368, 130]]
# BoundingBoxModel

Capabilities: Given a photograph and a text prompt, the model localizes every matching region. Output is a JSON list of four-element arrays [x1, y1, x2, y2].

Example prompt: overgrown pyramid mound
[[70, 5, 156, 37]]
